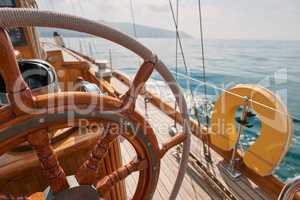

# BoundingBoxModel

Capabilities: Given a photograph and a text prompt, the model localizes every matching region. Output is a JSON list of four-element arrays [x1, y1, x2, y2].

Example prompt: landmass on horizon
[[39, 20, 192, 38]]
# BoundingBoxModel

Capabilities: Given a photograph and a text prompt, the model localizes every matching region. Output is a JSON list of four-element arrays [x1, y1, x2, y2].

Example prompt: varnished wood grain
[[76, 125, 119, 185], [96, 159, 147, 196], [0, 44, 127, 200], [120, 61, 154, 113], [111, 74, 299, 200], [0, 28, 34, 115], [27, 130, 69, 193]]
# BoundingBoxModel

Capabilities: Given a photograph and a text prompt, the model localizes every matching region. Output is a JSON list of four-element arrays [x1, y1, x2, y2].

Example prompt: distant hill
[[38, 20, 192, 38], [103, 21, 192, 38]]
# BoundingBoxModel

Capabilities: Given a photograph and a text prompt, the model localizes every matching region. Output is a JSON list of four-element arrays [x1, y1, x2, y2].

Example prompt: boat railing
[[120, 67, 298, 181], [170, 70, 300, 122], [54, 39, 298, 122], [113, 67, 300, 124], [278, 176, 300, 200]]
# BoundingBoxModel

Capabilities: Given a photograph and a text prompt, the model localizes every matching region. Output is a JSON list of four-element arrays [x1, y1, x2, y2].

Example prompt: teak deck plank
[[111, 77, 271, 200]]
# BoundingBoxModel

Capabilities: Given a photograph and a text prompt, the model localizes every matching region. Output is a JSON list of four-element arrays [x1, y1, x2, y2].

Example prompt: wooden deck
[[42, 44, 273, 199], [42, 42, 85, 63], [111, 77, 271, 200]]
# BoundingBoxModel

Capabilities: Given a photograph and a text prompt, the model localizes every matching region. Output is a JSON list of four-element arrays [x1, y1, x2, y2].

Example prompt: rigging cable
[[173, 0, 179, 128], [129, 0, 138, 38], [78, 1, 86, 17], [168, 0, 207, 159], [171, 69, 300, 122], [197, 0, 213, 162], [129, 0, 140, 65], [129, 0, 150, 119]]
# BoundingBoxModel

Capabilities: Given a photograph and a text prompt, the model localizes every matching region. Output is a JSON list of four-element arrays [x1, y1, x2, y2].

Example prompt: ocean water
[[49, 37, 300, 181]]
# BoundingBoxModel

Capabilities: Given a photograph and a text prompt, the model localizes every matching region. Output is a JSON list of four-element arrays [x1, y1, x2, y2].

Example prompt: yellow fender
[[210, 84, 293, 176]]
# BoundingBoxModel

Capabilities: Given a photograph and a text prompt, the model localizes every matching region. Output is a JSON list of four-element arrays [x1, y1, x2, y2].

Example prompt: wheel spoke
[[120, 61, 155, 113], [27, 130, 69, 193], [0, 29, 34, 116], [75, 125, 119, 185], [159, 133, 186, 158], [96, 159, 147, 197]]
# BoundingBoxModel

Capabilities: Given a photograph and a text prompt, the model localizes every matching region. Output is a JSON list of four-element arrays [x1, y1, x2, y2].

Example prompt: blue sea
[[51, 37, 300, 182]]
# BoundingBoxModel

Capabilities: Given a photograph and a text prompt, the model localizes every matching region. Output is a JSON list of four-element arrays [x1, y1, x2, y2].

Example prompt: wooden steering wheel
[[0, 8, 190, 200]]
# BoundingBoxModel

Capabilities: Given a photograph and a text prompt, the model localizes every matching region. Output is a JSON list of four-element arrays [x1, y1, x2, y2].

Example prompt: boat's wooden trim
[[0, 28, 34, 112], [0, 47, 126, 199], [0, 127, 124, 199], [45, 48, 127, 199], [42, 45, 298, 199], [112, 70, 299, 200]]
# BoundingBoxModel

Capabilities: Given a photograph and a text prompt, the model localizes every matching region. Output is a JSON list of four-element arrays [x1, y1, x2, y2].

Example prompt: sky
[[36, 0, 300, 40]]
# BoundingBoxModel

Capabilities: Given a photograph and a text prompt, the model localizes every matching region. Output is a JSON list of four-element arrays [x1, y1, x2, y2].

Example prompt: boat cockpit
[[0, 0, 191, 199], [0, 0, 298, 200]]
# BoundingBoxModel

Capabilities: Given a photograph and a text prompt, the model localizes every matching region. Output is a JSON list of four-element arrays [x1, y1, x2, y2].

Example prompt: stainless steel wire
[[171, 70, 300, 121]]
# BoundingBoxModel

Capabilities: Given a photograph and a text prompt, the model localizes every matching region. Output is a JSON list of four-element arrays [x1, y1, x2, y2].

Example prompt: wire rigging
[[168, 0, 189, 78], [198, 0, 208, 99], [173, 0, 179, 128], [197, 0, 213, 162], [171, 69, 300, 122], [129, 0, 150, 119], [129, 0, 138, 38], [168, 0, 210, 160]]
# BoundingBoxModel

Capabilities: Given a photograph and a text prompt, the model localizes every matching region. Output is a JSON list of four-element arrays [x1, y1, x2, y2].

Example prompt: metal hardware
[[224, 96, 249, 179], [144, 94, 151, 119], [168, 124, 181, 158], [168, 125, 178, 137], [109, 49, 113, 70], [172, 145, 238, 200]]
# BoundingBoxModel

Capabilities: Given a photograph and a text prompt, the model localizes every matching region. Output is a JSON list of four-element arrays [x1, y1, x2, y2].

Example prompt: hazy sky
[[37, 0, 300, 40]]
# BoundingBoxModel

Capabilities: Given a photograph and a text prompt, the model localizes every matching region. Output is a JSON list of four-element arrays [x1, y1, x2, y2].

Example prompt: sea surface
[[45, 37, 300, 181]]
